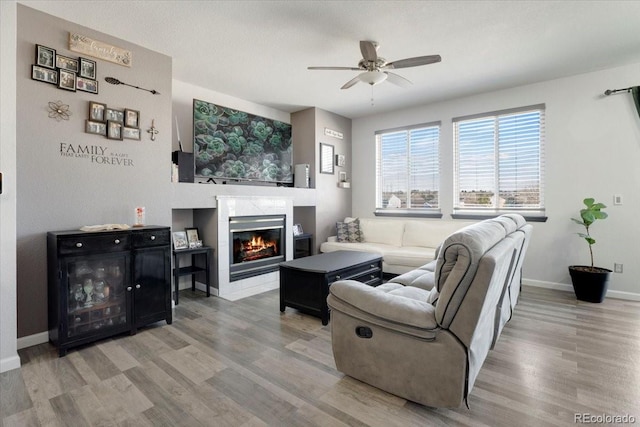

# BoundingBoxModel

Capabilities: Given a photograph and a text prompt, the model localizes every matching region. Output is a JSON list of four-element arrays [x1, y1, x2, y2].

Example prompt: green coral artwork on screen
[[193, 99, 293, 183]]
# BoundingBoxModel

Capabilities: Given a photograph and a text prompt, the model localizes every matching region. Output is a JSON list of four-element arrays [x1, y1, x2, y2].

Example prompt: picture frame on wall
[[76, 77, 98, 94], [107, 120, 123, 140], [320, 142, 335, 174], [335, 154, 346, 167], [31, 65, 58, 85], [122, 126, 141, 140], [36, 45, 56, 69], [172, 231, 188, 250], [85, 120, 107, 136], [55, 54, 79, 72], [89, 101, 106, 122], [105, 108, 124, 122], [58, 69, 76, 92], [79, 57, 96, 79], [124, 109, 139, 128]]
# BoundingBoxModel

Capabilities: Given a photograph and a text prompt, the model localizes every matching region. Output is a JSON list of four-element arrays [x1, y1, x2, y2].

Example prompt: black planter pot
[[568, 265, 612, 303]]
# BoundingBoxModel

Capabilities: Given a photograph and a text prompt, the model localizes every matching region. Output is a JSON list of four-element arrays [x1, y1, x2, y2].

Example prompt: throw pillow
[[336, 218, 364, 242]]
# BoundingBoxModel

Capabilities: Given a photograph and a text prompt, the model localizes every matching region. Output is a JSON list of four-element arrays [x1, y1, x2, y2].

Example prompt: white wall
[[0, 0, 20, 373], [352, 62, 640, 298]]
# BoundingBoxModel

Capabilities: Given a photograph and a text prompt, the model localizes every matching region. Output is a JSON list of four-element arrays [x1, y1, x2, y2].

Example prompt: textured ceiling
[[20, 1, 640, 119]]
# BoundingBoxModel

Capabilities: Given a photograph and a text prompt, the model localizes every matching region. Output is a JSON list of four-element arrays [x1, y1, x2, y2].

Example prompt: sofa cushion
[[383, 246, 436, 268], [359, 218, 404, 247], [402, 220, 475, 248], [319, 241, 387, 255], [336, 218, 364, 242]]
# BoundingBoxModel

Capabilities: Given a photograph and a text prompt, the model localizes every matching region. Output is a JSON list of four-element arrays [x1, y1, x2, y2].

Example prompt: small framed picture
[[89, 101, 106, 122], [85, 120, 107, 136], [339, 171, 347, 182], [58, 69, 76, 92], [35, 45, 56, 69], [124, 109, 139, 128], [56, 54, 79, 72], [293, 224, 304, 236], [172, 231, 188, 250], [105, 108, 124, 122], [336, 154, 345, 167], [123, 126, 141, 140], [76, 77, 98, 94], [79, 57, 96, 79], [107, 120, 123, 140], [185, 227, 200, 245], [31, 65, 58, 85]]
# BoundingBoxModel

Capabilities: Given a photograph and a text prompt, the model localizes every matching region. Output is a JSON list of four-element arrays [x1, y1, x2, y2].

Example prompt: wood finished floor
[[2, 286, 639, 427]]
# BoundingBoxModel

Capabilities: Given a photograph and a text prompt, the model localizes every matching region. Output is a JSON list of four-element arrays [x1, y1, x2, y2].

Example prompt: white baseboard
[[0, 354, 21, 373], [523, 279, 640, 301], [17, 331, 48, 350]]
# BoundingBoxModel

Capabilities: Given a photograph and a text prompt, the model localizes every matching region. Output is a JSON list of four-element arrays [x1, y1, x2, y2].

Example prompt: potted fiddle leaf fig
[[569, 198, 611, 303]]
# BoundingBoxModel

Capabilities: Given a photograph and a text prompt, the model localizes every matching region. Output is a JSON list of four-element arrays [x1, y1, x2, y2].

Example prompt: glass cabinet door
[[64, 253, 130, 338]]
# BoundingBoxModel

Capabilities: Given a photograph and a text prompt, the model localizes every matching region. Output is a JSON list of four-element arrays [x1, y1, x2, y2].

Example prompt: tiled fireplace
[[215, 196, 293, 301]]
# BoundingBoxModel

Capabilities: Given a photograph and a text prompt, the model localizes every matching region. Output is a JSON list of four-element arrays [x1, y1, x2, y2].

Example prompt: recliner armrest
[[328, 280, 438, 337]]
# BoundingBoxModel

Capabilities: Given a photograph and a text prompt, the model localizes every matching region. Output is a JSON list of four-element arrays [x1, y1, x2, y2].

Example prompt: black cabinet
[[48, 226, 172, 356]]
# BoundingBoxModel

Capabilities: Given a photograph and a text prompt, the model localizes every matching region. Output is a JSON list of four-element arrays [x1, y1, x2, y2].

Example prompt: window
[[453, 105, 545, 216], [375, 122, 440, 215]]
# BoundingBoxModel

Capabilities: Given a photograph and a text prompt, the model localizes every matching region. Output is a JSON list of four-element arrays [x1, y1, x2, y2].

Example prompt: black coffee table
[[279, 251, 383, 325]]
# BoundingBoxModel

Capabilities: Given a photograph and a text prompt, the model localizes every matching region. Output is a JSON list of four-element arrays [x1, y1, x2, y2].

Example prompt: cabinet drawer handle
[[335, 275, 341, 280], [150, 235, 156, 241], [114, 239, 120, 244], [370, 275, 375, 279], [75, 242, 83, 248], [370, 264, 375, 268], [127, 286, 132, 291], [136, 284, 141, 289]]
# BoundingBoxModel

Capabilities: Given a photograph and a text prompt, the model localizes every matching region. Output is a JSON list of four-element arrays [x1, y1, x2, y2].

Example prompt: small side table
[[173, 246, 213, 305], [294, 233, 313, 259]]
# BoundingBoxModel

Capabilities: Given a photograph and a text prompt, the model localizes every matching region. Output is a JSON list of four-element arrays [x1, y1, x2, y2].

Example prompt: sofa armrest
[[328, 280, 438, 334]]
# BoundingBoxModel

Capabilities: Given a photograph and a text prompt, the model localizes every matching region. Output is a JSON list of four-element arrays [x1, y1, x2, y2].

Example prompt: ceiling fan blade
[[360, 41, 378, 62], [385, 55, 442, 69], [384, 72, 412, 88], [341, 75, 361, 90], [308, 66, 361, 71]]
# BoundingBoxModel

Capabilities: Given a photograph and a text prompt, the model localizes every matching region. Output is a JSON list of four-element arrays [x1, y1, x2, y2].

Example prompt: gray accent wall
[[16, 5, 172, 337], [292, 108, 352, 251]]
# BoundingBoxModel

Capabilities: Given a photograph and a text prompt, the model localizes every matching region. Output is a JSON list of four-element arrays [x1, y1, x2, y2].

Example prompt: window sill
[[374, 209, 443, 219], [451, 212, 548, 222]]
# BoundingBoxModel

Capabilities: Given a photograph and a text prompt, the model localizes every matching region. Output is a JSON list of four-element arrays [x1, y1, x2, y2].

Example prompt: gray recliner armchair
[[327, 215, 529, 408]]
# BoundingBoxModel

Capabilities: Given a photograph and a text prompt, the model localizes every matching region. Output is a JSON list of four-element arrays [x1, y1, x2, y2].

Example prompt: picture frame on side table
[[293, 224, 304, 236], [58, 69, 76, 92], [185, 227, 201, 248], [172, 231, 188, 250]]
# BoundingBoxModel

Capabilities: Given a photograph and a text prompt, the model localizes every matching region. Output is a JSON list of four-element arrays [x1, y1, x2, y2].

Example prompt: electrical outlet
[[614, 194, 623, 205], [614, 263, 623, 273]]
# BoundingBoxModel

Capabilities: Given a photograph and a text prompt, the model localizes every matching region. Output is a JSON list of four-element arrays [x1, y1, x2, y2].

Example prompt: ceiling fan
[[308, 40, 441, 90]]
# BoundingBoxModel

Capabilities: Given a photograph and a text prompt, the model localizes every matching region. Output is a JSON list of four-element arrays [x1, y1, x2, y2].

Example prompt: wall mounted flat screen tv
[[193, 99, 293, 184]]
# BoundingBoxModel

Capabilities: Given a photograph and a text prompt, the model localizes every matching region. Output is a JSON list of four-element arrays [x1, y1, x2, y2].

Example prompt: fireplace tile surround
[[214, 196, 294, 301]]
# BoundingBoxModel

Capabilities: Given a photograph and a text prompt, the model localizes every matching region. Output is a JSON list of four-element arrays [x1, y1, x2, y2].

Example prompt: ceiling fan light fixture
[[360, 70, 387, 86]]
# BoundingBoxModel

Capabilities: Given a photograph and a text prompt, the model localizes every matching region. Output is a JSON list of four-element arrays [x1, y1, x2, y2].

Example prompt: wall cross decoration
[[147, 119, 159, 141]]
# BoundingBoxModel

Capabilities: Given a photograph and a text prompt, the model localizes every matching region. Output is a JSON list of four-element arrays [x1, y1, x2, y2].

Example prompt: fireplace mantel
[[171, 183, 316, 209]]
